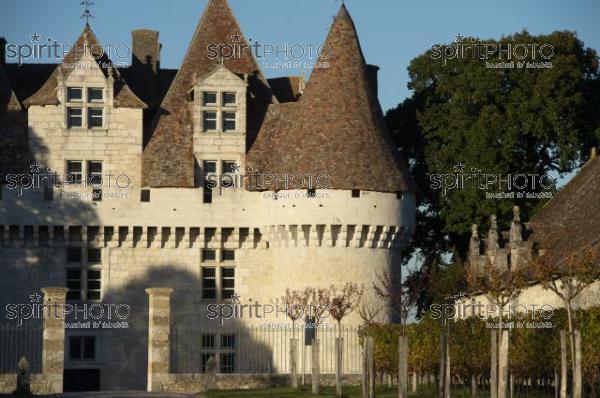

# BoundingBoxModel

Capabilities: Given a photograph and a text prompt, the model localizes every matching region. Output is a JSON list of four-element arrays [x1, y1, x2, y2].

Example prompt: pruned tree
[[530, 247, 600, 387], [374, 268, 417, 333], [328, 282, 364, 338], [281, 287, 312, 338]]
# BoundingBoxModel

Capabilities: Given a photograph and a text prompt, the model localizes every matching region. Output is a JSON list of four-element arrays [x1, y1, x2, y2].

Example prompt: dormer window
[[222, 92, 236, 106], [222, 112, 236, 132], [88, 88, 103, 102], [88, 108, 103, 128], [67, 87, 83, 102], [203, 91, 217, 106], [203, 111, 217, 132], [65, 86, 105, 129], [67, 108, 83, 128]]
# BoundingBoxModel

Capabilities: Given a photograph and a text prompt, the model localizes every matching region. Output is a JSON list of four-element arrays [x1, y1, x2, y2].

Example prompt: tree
[[387, 30, 600, 315], [530, 247, 600, 387], [328, 282, 364, 338], [281, 287, 312, 338]]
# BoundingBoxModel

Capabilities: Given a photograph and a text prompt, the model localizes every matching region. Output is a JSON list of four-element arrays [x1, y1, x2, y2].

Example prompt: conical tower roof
[[247, 5, 415, 193], [142, 0, 273, 187]]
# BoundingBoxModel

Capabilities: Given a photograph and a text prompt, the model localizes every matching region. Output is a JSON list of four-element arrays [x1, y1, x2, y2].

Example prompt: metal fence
[[171, 324, 362, 375], [0, 323, 43, 373]]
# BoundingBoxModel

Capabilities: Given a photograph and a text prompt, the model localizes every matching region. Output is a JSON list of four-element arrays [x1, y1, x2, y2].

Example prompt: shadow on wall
[[100, 267, 275, 391], [0, 126, 102, 373]]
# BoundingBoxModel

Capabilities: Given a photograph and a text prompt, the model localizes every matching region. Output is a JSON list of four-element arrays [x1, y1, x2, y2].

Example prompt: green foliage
[[360, 306, 600, 388], [388, 30, 600, 316]]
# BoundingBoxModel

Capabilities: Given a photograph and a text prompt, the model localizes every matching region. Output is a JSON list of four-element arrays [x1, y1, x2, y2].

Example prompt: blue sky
[[1, 0, 599, 112]]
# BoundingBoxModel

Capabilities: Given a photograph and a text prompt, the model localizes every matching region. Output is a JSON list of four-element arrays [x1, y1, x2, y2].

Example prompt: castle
[[0, 0, 416, 391]]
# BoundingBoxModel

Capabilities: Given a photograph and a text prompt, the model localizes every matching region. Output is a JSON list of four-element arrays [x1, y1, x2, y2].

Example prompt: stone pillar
[[399, 335, 408, 398], [146, 288, 173, 392], [41, 287, 68, 394]]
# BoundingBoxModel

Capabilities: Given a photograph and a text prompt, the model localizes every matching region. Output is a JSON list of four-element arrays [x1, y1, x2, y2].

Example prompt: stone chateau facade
[[0, 0, 416, 392]]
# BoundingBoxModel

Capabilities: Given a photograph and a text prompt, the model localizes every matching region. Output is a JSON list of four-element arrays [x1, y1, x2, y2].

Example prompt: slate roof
[[246, 5, 416, 193]]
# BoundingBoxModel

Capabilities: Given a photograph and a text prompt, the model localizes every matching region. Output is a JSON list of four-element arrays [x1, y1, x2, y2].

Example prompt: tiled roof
[[23, 24, 146, 109], [267, 76, 303, 103], [142, 0, 273, 187], [529, 155, 600, 263], [246, 5, 416, 193]]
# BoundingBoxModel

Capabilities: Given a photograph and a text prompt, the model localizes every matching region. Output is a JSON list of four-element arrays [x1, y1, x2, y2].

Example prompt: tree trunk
[[312, 338, 320, 395], [498, 329, 509, 398], [491, 330, 498, 398], [439, 333, 447, 398], [335, 336, 343, 397], [560, 330, 567, 398], [471, 375, 477, 398], [574, 330, 582, 398]]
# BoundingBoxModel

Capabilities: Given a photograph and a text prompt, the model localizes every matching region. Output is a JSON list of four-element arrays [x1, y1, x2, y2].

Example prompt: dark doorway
[[63, 369, 100, 392]]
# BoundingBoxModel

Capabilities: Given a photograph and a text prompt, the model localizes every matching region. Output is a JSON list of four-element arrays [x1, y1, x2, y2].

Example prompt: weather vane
[[80, 0, 95, 23]]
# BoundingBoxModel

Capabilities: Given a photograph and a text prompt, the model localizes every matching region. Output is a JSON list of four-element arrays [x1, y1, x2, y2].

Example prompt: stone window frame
[[65, 247, 104, 302], [65, 159, 104, 191], [64, 85, 107, 130], [199, 89, 239, 133], [68, 335, 96, 362], [200, 249, 236, 302]]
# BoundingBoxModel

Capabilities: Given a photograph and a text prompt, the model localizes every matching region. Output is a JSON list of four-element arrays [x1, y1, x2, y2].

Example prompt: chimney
[[0, 37, 7, 65], [366, 64, 379, 98], [132, 29, 161, 74]]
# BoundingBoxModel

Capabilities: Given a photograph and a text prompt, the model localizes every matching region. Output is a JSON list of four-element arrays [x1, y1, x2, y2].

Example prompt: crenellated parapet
[[468, 206, 534, 274]]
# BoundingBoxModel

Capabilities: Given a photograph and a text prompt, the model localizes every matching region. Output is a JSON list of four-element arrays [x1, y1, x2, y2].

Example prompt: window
[[67, 107, 83, 128], [222, 112, 236, 132], [202, 249, 216, 261], [221, 267, 235, 300], [222, 161, 237, 174], [87, 248, 101, 264], [203, 91, 217, 105], [141, 189, 151, 202], [67, 87, 83, 102], [200, 354, 214, 373], [87, 161, 103, 186], [220, 353, 235, 373], [203, 185, 213, 204], [202, 267, 216, 299], [66, 248, 101, 301], [67, 248, 82, 263], [222, 92, 236, 106], [66, 161, 83, 185], [66, 269, 82, 301], [69, 336, 95, 361], [88, 108, 103, 128], [352, 189, 360, 198], [202, 334, 215, 349], [307, 188, 316, 198], [221, 250, 235, 261], [88, 87, 103, 102], [203, 111, 217, 131], [203, 161, 217, 174], [92, 188, 102, 201], [86, 269, 101, 300], [221, 334, 236, 349]]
